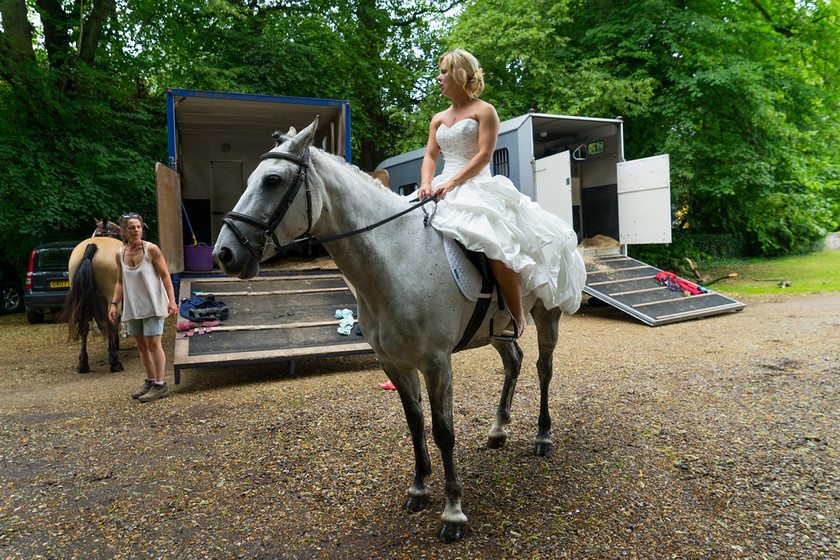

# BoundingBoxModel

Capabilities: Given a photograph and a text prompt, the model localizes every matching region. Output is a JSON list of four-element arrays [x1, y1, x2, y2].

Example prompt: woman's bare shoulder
[[474, 99, 498, 120]]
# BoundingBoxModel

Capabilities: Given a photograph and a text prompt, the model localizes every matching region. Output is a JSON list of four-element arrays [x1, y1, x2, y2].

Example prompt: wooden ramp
[[173, 270, 371, 383], [583, 255, 745, 326]]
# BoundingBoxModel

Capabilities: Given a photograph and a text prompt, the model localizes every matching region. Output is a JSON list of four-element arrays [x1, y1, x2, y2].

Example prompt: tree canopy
[[1, 0, 837, 268]]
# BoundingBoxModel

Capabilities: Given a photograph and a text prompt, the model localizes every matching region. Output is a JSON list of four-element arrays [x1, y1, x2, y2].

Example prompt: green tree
[[0, 0, 165, 268], [443, 0, 840, 256], [121, 0, 453, 170]]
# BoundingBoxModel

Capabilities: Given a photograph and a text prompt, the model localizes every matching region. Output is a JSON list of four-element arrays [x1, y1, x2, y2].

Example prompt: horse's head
[[214, 117, 322, 279], [94, 218, 123, 239]]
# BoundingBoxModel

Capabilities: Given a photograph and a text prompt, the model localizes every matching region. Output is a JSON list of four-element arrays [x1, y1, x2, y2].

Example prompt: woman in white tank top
[[108, 214, 177, 402]]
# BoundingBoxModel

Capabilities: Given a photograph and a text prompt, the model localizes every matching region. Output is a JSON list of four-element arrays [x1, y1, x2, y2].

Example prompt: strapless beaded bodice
[[435, 118, 491, 179]]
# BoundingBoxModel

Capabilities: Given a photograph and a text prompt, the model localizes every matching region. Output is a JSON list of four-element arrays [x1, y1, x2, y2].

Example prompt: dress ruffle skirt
[[430, 167, 587, 315]]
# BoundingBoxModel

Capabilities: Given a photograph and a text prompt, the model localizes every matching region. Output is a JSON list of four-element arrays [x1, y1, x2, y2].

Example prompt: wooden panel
[[155, 162, 184, 273], [173, 271, 373, 382]]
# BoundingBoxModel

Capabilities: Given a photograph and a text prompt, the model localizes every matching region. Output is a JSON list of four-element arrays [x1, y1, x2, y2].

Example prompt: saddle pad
[[443, 237, 489, 302]]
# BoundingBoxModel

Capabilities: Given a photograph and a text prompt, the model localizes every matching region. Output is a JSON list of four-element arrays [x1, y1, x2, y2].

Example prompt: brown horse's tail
[[56, 243, 116, 341]]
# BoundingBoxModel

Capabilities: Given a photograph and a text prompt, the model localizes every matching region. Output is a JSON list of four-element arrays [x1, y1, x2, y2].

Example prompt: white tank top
[[120, 242, 169, 320]]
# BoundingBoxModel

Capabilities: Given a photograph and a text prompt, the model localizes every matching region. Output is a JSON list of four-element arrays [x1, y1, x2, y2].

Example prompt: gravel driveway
[[0, 291, 838, 559]]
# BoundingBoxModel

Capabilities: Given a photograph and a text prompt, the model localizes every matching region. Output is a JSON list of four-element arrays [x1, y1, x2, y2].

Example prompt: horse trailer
[[376, 112, 672, 247], [156, 88, 351, 274], [155, 89, 371, 382], [376, 113, 744, 325]]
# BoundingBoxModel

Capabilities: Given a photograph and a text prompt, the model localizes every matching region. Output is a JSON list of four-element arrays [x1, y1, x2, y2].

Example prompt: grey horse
[[213, 118, 565, 542]]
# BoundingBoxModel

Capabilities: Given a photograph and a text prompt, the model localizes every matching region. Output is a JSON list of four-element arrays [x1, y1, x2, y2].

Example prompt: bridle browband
[[222, 147, 438, 262]]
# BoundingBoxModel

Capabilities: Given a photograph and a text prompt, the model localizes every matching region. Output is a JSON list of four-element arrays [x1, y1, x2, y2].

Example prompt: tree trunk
[[0, 0, 36, 83]]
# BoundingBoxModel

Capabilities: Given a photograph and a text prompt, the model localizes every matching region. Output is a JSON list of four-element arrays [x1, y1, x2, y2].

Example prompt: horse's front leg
[[424, 359, 467, 542], [381, 362, 432, 513], [77, 324, 90, 374], [531, 302, 562, 456], [108, 323, 124, 372], [487, 339, 524, 448]]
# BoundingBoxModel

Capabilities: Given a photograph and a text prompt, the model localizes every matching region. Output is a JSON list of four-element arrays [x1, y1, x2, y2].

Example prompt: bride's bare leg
[[489, 259, 526, 336]]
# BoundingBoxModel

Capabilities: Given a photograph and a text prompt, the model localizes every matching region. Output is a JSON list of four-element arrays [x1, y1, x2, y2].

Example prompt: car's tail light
[[25, 249, 36, 290]]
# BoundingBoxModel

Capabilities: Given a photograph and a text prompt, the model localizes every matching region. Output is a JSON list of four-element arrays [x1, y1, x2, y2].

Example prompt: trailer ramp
[[174, 270, 371, 383], [583, 255, 745, 326]]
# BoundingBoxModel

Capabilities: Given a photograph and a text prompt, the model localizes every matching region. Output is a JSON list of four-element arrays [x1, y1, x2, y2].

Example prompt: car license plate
[[50, 280, 70, 288]]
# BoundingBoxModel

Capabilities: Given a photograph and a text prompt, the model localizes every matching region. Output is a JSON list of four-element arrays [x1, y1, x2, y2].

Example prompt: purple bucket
[[184, 243, 214, 271]]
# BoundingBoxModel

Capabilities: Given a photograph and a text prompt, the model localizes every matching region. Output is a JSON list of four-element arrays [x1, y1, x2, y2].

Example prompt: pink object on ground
[[380, 380, 397, 391], [176, 320, 221, 332]]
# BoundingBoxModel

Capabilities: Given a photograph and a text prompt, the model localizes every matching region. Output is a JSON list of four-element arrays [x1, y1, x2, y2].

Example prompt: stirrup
[[489, 311, 520, 342]]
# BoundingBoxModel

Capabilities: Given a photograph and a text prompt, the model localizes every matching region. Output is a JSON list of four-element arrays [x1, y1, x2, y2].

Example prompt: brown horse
[[93, 218, 123, 240], [58, 236, 124, 373]]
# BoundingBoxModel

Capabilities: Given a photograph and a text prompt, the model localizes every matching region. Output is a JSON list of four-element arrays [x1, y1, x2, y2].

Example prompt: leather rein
[[223, 148, 438, 262]]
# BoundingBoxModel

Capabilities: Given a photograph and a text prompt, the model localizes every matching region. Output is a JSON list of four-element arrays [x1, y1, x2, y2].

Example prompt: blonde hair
[[439, 49, 485, 98]]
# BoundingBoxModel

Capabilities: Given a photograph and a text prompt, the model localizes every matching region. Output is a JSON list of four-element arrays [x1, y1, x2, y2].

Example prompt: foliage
[[1, 0, 838, 266], [119, 0, 448, 170], [565, 0, 840, 254], [445, 0, 840, 256], [0, 0, 167, 269]]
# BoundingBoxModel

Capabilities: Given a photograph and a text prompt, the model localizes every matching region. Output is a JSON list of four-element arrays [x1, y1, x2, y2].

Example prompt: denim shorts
[[125, 317, 165, 337]]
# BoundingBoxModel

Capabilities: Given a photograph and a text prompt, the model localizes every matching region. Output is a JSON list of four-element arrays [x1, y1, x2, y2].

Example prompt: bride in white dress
[[416, 49, 586, 337]]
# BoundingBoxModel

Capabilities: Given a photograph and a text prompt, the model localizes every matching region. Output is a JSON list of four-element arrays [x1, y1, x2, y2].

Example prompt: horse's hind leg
[[108, 327, 123, 372], [382, 363, 432, 513], [77, 326, 91, 374], [530, 301, 562, 457], [487, 339, 524, 449]]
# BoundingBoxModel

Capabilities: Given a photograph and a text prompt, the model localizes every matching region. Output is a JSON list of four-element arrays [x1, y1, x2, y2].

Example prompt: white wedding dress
[[428, 118, 587, 315]]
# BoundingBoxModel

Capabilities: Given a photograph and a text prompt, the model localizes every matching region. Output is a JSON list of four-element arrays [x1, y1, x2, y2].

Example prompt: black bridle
[[223, 148, 438, 262], [223, 149, 314, 262]]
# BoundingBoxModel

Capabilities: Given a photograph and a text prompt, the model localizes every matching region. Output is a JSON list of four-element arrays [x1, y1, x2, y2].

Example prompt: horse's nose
[[214, 246, 232, 267]]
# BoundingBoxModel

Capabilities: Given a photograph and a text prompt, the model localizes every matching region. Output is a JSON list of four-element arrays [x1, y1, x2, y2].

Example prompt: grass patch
[[699, 251, 840, 295]]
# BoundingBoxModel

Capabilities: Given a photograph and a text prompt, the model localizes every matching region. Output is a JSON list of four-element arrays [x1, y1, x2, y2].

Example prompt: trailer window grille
[[398, 183, 418, 196], [493, 148, 510, 177], [587, 140, 605, 156]]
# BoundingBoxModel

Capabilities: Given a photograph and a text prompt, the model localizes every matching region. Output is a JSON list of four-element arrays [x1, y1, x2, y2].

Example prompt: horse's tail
[[56, 243, 116, 341]]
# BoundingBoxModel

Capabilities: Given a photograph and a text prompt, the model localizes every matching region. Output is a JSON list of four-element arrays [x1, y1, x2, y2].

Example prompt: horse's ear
[[286, 116, 319, 156], [272, 128, 297, 147]]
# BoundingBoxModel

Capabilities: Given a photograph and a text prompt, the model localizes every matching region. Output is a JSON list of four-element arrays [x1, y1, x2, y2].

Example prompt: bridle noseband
[[223, 148, 313, 261]]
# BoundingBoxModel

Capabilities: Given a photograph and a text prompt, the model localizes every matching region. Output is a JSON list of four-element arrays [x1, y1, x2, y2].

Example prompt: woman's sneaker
[[131, 380, 155, 399], [138, 383, 170, 403]]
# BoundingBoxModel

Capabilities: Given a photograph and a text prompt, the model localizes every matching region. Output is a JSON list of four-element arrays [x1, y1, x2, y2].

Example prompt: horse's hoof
[[110, 363, 124, 373], [487, 434, 506, 449], [439, 521, 465, 543], [404, 494, 429, 513], [534, 441, 553, 457], [77, 365, 90, 374]]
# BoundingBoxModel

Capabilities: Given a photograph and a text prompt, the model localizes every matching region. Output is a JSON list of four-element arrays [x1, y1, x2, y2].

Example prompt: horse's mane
[[272, 129, 401, 200], [314, 149, 402, 198]]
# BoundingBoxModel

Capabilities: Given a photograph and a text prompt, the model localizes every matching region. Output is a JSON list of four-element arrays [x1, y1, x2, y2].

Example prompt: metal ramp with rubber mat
[[583, 255, 745, 326]]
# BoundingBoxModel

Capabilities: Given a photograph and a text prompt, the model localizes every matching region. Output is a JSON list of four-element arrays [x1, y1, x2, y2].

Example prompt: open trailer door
[[617, 154, 672, 245], [533, 150, 574, 226], [155, 162, 184, 274], [584, 153, 745, 325]]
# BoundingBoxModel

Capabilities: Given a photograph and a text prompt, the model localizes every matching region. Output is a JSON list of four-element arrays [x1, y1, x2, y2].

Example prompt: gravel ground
[[0, 288, 838, 559]]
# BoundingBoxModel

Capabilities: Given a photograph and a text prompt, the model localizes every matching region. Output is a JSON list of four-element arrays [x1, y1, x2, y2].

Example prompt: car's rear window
[[35, 248, 73, 270]]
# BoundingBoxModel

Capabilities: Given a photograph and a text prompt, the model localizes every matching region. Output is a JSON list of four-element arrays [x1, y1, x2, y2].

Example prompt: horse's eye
[[264, 174, 282, 187]]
